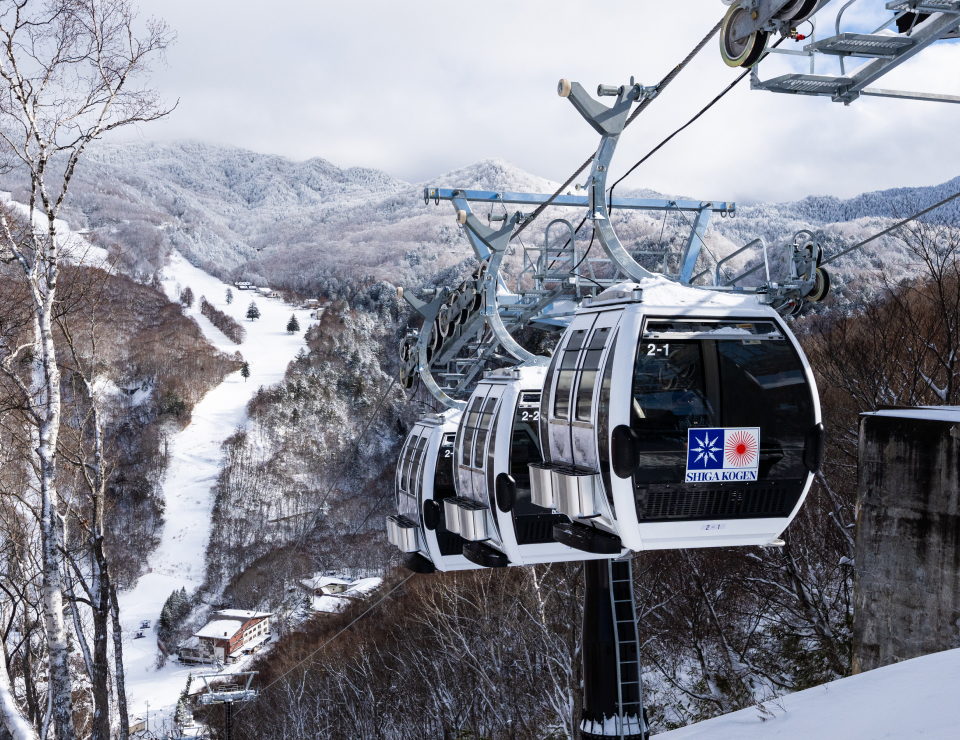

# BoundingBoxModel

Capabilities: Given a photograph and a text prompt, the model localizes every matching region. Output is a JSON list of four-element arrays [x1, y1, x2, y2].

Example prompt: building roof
[[862, 406, 960, 423], [195, 620, 244, 639], [300, 575, 350, 590], [212, 609, 272, 620]]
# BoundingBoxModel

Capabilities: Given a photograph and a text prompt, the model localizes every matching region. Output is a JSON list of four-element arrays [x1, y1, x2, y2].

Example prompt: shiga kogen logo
[[685, 427, 761, 482]]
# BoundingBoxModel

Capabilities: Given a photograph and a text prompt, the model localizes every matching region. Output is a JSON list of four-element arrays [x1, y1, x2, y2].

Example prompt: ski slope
[[655, 647, 960, 739], [117, 251, 315, 725]]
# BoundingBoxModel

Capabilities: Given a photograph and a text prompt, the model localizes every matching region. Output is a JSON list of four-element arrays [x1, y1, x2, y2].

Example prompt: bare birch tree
[[0, 2, 173, 738]]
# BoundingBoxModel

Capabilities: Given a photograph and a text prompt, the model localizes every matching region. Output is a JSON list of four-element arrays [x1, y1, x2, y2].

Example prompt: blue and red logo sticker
[[685, 428, 760, 482]]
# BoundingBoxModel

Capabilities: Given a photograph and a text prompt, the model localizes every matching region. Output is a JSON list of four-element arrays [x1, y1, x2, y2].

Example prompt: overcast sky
[[128, 0, 960, 204]]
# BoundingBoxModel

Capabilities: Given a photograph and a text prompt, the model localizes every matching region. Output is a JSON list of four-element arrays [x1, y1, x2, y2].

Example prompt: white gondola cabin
[[536, 280, 823, 553], [386, 411, 481, 573], [445, 365, 629, 568]]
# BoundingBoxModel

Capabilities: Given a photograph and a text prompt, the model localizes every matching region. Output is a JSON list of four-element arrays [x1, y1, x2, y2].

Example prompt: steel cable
[[508, 19, 723, 244]]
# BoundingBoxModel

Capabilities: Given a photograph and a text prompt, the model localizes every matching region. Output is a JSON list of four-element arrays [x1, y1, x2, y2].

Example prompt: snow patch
[[656, 648, 960, 740]]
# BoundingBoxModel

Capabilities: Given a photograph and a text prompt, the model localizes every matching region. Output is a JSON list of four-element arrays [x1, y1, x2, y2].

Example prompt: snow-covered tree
[[286, 314, 300, 334], [226, 287, 234, 304], [246, 301, 261, 321], [0, 3, 173, 740], [180, 286, 195, 308], [241, 361, 251, 381], [174, 698, 190, 729]]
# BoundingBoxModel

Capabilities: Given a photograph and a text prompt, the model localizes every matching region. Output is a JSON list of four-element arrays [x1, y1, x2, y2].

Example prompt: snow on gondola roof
[[590, 278, 765, 310]]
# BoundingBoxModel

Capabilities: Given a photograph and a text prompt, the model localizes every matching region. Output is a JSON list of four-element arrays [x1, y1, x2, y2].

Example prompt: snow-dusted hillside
[[655, 647, 960, 739], [117, 252, 315, 723], [12, 140, 956, 305]]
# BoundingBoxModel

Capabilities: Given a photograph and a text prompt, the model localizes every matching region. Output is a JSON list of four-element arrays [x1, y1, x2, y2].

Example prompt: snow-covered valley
[[116, 252, 315, 726]]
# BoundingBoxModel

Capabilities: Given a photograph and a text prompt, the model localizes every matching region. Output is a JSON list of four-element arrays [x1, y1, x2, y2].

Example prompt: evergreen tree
[[241, 361, 251, 381], [226, 287, 233, 304], [180, 286, 194, 308], [175, 698, 189, 728], [286, 313, 300, 334], [246, 301, 260, 321]]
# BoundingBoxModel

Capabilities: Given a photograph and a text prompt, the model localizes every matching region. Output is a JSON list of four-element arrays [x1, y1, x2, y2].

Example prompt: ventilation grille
[[638, 485, 800, 521], [437, 530, 465, 556], [515, 514, 563, 545]]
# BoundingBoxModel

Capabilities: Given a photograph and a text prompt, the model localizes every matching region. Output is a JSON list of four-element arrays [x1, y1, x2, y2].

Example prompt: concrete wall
[[853, 412, 960, 673]]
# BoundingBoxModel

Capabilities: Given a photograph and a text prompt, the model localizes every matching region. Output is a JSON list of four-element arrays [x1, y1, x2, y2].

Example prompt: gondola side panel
[[606, 306, 645, 551]]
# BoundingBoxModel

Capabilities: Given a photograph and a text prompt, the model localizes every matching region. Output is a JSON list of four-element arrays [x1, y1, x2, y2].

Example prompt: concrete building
[[188, 610, 272, 664], [854, 407, 960, 673]]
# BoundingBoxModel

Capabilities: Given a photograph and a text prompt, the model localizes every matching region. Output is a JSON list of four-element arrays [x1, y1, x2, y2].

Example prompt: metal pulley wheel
[[806, 267, 830, 302], [439, 298, 461, 337], [461, 283, 480, 316], [720, 4, 769, 68], [776, 0, 819, 22]]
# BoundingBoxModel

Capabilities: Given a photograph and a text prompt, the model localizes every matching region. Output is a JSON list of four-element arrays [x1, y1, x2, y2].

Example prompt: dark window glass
[[510, 397, 545, 516], [461, 396, 484, 465], [433, 434, 457, 500], [717, 340, 811, 479], [555, 370, 574, 419], [567, 329, 587, 351], [540, 349, 559, 457], [576, 371, 597, 421], [588, 327, 610, 350], [629, 332, 813, 484], [473, 397, 498, 469], [410, 438, 427, 498], [560, 350, 580, 369], [400, 437, 417, 492]]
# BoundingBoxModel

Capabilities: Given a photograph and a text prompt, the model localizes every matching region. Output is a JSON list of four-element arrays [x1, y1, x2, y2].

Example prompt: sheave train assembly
[[385, 2, 960, 738]]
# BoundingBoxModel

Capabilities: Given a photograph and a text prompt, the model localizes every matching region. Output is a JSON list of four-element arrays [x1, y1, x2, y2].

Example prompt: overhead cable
[[508, 18, 723, 243], [608, 37, 786, 203], [821, 189, 960, 266]]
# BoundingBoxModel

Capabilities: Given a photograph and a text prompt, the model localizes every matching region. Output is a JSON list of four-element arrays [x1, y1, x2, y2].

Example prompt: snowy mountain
[[11, 139, 957, 303]]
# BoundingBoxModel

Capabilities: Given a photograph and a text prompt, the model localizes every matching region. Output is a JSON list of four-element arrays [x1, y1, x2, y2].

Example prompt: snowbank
[[655, 648, 960, 739]]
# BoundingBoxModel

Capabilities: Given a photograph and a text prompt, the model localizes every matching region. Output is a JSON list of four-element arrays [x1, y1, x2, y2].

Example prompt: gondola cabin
[[446, 365, 629, 568], [536, 280, 823, 553], [386, 411, 480, 573]]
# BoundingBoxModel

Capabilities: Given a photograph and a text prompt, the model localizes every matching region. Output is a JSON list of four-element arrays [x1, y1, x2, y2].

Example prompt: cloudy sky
[[131, 0, 960, 204]]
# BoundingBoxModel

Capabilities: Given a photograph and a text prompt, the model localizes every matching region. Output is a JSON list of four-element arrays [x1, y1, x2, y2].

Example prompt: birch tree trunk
[[0, 2, 174, 737]]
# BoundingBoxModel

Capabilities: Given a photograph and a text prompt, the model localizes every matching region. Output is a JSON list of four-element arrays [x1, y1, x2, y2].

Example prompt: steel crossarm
[[425, 186, 735, 215]]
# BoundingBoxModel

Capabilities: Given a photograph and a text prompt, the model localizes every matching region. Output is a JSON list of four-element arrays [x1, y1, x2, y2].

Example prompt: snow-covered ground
[[117, 251, 316, 724], [310, 577, 383, 613], [0, 190, 111, 268], [655, 647, 960, 739]]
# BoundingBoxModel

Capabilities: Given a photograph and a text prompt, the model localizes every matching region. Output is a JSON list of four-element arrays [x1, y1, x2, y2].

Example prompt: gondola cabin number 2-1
[[646, 343, 669, 357]]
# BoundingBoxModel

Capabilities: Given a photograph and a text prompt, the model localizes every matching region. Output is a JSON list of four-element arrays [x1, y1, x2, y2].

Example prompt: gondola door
[[547, 314, 598, 466], [569, 314, 621, 475], [456, 382, 507, 547]]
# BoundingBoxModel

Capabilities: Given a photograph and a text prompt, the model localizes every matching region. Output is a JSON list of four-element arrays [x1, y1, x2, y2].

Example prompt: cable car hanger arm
[[424, 187, 736, 215]]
